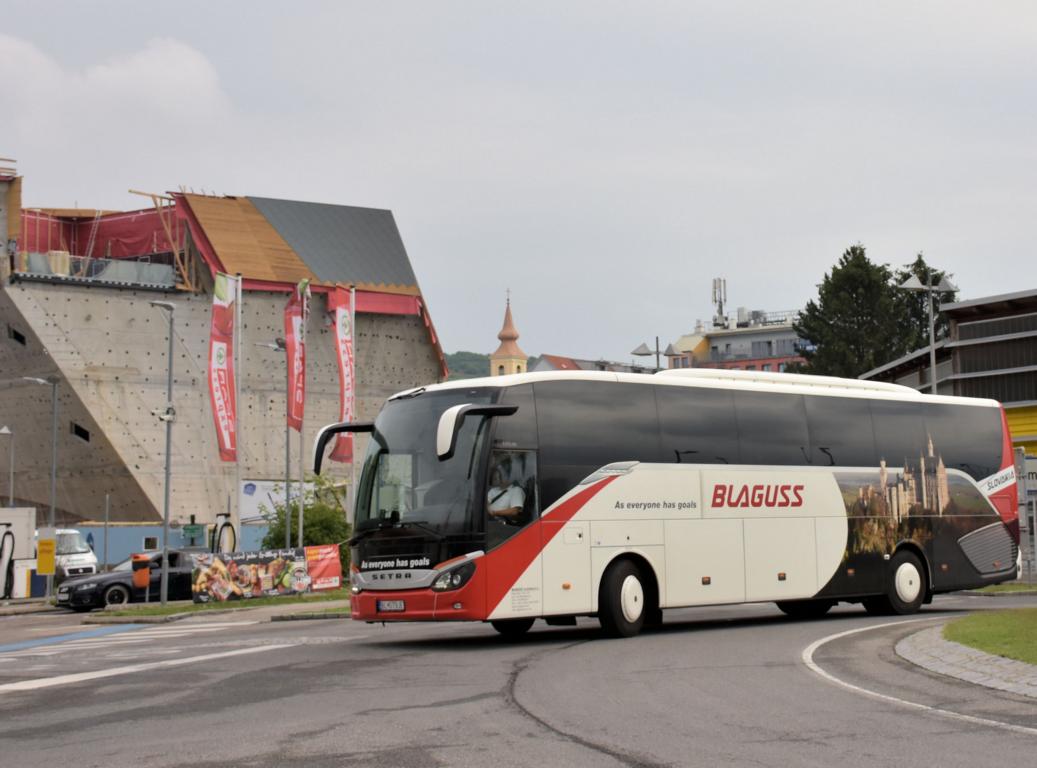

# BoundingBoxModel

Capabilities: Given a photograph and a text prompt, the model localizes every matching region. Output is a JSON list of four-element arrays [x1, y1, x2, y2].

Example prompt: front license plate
[[56, 592, 69, 603], [377, 600, 405, 612]]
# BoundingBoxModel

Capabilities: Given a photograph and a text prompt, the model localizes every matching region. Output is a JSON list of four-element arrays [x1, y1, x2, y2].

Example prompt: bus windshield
[[355, 388, 496, 537]]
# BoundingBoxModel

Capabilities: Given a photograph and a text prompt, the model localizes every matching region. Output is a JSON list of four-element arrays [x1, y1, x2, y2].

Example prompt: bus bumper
[[351, 579, 485, 622]]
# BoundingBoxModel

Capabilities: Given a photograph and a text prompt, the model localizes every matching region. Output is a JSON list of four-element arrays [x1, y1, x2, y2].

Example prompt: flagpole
[[298, 284, 306, 548], [234, 273, 243, 547], [349, 284, 357, 526]]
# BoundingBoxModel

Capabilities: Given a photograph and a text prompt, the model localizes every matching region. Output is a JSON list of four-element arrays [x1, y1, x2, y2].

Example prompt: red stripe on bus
[[483, 476, 618, 616], [992, 406, 1020, 543]]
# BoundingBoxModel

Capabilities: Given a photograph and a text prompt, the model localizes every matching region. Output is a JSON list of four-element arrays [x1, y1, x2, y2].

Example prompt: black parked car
[[57, 549, 203, 611]]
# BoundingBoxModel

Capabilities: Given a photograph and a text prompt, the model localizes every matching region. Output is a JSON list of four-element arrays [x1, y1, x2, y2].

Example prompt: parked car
[[56, 549, 204, 611]]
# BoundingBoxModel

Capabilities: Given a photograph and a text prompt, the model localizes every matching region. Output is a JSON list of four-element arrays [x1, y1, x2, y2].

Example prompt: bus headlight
[[431, 561, 476, 592]]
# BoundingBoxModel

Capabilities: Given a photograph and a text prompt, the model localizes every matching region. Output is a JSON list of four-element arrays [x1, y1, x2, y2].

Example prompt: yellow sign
[[37, 539, 56, 576]]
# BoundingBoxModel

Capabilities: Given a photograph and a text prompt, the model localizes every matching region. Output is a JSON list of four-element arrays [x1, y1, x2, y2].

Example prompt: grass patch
[[943, 608, 1037, 665], [106, 588, 350, 617], [971, 582, 1037, 594]]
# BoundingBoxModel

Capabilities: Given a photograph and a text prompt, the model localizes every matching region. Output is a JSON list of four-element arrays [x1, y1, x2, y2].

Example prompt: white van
[[47, 529, 99, 582]]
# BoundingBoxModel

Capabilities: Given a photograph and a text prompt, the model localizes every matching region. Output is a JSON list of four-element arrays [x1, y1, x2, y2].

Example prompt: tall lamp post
[[149, 301, 176, 605], [0, 426, 12, 506], [22, 376, 58, 597], [256, 338, 291, 549], [898, 272, 957, 395], [632, 337, 680, 372]]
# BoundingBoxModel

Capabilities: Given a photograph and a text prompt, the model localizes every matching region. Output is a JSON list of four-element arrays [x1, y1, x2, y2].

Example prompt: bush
[[260, 474, 352, 572]]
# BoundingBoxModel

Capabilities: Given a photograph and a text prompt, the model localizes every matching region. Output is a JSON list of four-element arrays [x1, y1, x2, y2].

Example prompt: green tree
[[261, 474, 351, 571], [794, 245, 900, 378], [794, 246, 957, 378], [445, 350, 490, 380]]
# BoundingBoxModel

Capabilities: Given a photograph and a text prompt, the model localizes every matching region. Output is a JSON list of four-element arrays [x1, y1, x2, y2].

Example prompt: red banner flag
[[208, 272, 238, 462], [284, 279, 310, 432], [327, 286, 355, 463]]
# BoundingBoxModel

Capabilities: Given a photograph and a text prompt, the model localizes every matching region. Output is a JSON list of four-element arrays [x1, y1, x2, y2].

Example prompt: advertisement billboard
[[191, 544, 341, 603]]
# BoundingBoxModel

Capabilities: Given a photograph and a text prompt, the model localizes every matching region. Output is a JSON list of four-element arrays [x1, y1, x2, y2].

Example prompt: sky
[[3, 1, 1035, 363]]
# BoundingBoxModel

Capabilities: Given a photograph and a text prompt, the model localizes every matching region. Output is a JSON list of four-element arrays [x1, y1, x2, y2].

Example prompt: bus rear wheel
[[490, 618, 535, 639], [599, 560, 647, 638], [776, 599, 834, 619], [864, 550, 926, 616]]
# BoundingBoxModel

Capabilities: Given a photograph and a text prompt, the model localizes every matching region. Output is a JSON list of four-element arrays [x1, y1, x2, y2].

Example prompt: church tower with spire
[[490, 294, 527, 376]]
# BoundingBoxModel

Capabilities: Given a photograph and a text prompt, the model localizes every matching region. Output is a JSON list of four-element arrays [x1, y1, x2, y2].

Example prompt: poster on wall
[[191, 545, 341, 603]]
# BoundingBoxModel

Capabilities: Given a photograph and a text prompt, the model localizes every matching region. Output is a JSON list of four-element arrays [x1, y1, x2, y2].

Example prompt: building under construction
[[0, 161, 446, 527]]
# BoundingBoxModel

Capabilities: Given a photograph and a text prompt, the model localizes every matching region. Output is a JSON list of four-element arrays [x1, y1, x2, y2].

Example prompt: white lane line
[[802, 619, 1037, 737], [0, 644, 297, 693]]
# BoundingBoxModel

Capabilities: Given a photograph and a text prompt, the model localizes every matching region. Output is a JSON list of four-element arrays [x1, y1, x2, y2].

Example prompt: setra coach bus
[[313, 369, 1020, 638]]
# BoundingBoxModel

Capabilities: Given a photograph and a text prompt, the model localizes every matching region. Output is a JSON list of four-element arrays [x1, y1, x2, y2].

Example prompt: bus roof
[[394, 368, 1000, 408]]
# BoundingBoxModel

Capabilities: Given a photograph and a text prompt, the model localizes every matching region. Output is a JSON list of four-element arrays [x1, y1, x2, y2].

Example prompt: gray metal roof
[[248, 197, 418, 288], [943, 287, 1037, 313], [858, 339, 949, 380]]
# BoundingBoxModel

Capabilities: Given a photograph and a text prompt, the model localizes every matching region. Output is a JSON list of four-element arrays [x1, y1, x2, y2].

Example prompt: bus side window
[[657, 385, 739, 464], [870, 400, 927, 469], [734, 391, 810, 466], [804, 395, 878, 467], [924, 402, 1000, 481]]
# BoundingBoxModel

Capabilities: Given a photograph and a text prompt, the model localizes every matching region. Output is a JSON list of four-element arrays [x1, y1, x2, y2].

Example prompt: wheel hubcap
[[894, 562, 921, 604], [620, 574, 644, 623]]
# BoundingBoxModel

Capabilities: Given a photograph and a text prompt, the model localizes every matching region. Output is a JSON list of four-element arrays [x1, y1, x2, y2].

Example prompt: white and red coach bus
[[313, 369, 1020, 638]]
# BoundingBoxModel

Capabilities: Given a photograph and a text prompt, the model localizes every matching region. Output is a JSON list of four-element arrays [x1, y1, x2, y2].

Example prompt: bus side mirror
[[436, 404, 518, 461], [312, 421, 375, 475]]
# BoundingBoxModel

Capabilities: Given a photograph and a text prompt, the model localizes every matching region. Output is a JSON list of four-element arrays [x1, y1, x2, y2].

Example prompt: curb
[[896, 624, 1037, 699], [962, 590, 1037, 597], [0, 606, 62, 617], [270, 611, 350, 622]]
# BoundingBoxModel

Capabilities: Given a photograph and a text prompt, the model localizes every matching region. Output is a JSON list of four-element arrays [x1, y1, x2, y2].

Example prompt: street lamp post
[[0, 426, 12, 507], [22, 376, 58, 597], [632, 338, 680, 372], [0, 426, 12, 506], [149, 301, 176, 605], [898, 272, 957, 395], [256, 338, 291, 548]]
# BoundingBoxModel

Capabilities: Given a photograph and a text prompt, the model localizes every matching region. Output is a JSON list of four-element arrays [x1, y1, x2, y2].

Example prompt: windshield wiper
[[349, 518, 445, 545], [393, 520, 445, 541]]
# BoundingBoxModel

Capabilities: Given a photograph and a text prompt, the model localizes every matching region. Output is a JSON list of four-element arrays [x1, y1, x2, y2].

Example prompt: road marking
[[0, 624, 143, 654], [802, 619, 1037, 737], [0, 621, 260, 658], [0, 644, 296, 693]]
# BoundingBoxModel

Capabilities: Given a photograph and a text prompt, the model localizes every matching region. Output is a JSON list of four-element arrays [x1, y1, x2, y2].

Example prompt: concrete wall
[[0, 275, 441, 525]]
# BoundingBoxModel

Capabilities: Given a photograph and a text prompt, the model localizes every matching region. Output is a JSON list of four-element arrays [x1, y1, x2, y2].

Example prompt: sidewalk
[[896, 624, 1037, 700]]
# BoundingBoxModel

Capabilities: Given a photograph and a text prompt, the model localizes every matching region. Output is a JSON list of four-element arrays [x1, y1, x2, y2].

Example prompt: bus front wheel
[[599, 559, 647, 638], [864, 550, 926, 616]]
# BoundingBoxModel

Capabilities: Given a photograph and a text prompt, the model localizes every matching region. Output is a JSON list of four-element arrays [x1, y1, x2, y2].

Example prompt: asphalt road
[[1, 594, 1035, 767]]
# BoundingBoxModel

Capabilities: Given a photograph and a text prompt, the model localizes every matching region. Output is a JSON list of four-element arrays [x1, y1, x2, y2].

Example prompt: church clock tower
[[490, 296, 526, 376]]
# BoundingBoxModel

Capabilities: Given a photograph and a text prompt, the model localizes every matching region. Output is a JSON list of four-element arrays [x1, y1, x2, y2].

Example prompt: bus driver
[[487, 462, 526, 525]]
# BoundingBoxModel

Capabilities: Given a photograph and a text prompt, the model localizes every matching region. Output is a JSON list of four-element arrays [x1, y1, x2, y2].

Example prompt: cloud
[[0, 35, 233, 203]]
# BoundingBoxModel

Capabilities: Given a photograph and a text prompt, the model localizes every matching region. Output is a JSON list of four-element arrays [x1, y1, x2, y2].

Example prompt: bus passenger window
[[486, 450, 538, 549]]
